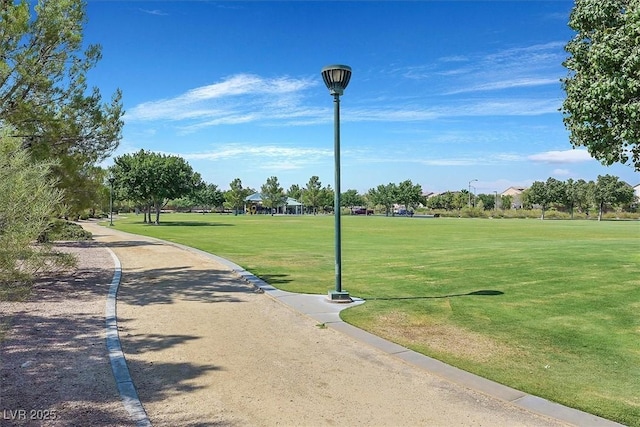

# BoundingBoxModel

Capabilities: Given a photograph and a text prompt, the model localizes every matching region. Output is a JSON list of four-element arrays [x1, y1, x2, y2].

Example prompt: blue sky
[[85, 1, 638, 194]]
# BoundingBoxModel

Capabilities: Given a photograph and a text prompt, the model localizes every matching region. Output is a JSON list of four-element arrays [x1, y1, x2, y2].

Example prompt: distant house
[[634, 183, 640, 202], [500, 187, 527, 209]]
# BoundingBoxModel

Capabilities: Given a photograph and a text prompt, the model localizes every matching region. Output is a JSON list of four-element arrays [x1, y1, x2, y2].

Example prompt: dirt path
[[81, 222, 567, 427], [0, 240, 132, 426]]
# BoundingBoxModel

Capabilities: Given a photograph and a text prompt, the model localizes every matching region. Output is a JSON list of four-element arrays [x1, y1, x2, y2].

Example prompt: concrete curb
[[104, 247, 152, 427]]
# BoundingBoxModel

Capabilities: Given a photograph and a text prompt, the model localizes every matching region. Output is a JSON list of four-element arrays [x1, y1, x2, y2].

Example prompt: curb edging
[[105, 247, 152, 427]]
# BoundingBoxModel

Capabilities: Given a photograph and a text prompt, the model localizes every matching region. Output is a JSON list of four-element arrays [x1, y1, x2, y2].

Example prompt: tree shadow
[[89, 239, 164, 248], [0, 311, 135, 425], [118, 266, 255, 306], [1, 309, 228, 425], [150, 221, 235, 227], [364, 289, 504, 301], [9, 245, 117, 303], [257, 273, 292, 285]]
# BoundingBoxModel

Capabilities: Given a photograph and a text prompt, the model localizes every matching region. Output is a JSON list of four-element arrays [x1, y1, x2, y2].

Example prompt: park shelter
[[244, 193, 303, 215]]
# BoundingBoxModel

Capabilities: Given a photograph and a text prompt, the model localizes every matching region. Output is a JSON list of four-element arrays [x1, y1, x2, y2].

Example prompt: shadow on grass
[[147, 221, 235, 227], [363, 289, 504, 301], [257, 273, 292, 285]]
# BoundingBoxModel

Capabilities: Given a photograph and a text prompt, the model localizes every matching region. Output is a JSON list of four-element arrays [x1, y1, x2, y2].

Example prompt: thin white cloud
[[177, 144, 333, 164], [127, 74, 318, 123], [528, 149, 594, 164], [126, 68, 561, 135], [445, 78, 560, 94], [552, 168, 571, 176], [139, 9, 168, 16], [404, 42, 565, 95]]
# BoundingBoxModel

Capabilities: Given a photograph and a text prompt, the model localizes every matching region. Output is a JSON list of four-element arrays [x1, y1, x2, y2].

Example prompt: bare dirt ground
[[0, 241, 131, 426], [1, 221, 568, 426]]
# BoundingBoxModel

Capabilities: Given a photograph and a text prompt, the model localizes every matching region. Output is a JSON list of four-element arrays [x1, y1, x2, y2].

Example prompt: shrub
[[38, 220, 92, 243], [0, 133, 71, 289]]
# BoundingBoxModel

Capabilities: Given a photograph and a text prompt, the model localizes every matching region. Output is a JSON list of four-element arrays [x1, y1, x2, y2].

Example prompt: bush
[[0, 133, 71, 288], [38, 220, 92, 243], [544, 210, 571, 220]]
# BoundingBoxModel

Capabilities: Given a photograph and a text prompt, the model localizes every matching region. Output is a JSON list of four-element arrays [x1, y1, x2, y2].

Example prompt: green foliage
[[0, 133, 71, 289], [367, 183, 397, 215], [111, 150, 199, 223], [287, 184, 303, 201], [225, 178, 250, 214], [477, 193, 497, 210], [0, 0, 124, 213], [341, 189, 364, 208], [38, 219, 92, 243], [302, 175, 323, 214], [594, 174, 636, 220], [260, 176, 287, 213], [189, 182, 224, 212], [523, 178, 567, 219], [396, 179, 423, 212], [562, 0, 640, 170]]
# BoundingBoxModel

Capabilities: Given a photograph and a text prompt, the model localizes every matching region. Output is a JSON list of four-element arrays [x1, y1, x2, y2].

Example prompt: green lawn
[[112, 213, 640, 425]]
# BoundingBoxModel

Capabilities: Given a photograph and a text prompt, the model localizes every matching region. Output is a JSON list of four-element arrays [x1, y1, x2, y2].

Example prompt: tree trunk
[[598, 202, 604, 221], [155, 202, 161, 224]]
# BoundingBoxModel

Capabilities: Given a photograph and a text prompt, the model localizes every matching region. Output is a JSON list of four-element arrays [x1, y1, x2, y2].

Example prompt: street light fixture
[[108, 176, 115, 226], [468, 179, 478, 208], [322, 64, 352, 302]]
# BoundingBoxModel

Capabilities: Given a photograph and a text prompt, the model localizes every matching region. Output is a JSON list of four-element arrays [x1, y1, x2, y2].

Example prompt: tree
[[225, 178, 249, 215], [303, 176, 323, 214], [112, 150, 198, 224], [191, 183, 224, 213], [547, 178, 566, 207], [575, 179, 596, 216], [341, 189, 364, 212], [320, 185, 335, 213], [261, 176, 287, 215], [287, 184, 303, 202], [110, 151, 151, 221], [368, 183, 397, 216], [0, 0, 124, 212], [523, 178, 565, 219], [477, 193, 496, 210], [564, 179, 578, 218], [525, 181, 547, 218], [562, 0, 640, 170], [0, 132, 69, 286], [451, 191, 467, 212], [594, 174, 635, 220], [396, 180, 423, 214], [501, 195, 513, 210]]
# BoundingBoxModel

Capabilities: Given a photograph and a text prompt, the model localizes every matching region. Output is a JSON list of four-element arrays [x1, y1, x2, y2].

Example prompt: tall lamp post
[[108, 176, 115, 226], [468, 179, 478, 208], [322, 64, 352, 302]]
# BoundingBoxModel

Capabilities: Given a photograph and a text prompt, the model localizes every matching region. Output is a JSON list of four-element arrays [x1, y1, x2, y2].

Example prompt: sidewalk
[[84, 222, 620, 427]]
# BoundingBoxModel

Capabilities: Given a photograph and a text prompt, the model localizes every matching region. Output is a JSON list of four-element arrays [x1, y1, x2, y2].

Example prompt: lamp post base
[[328, 290, 352, 303]]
